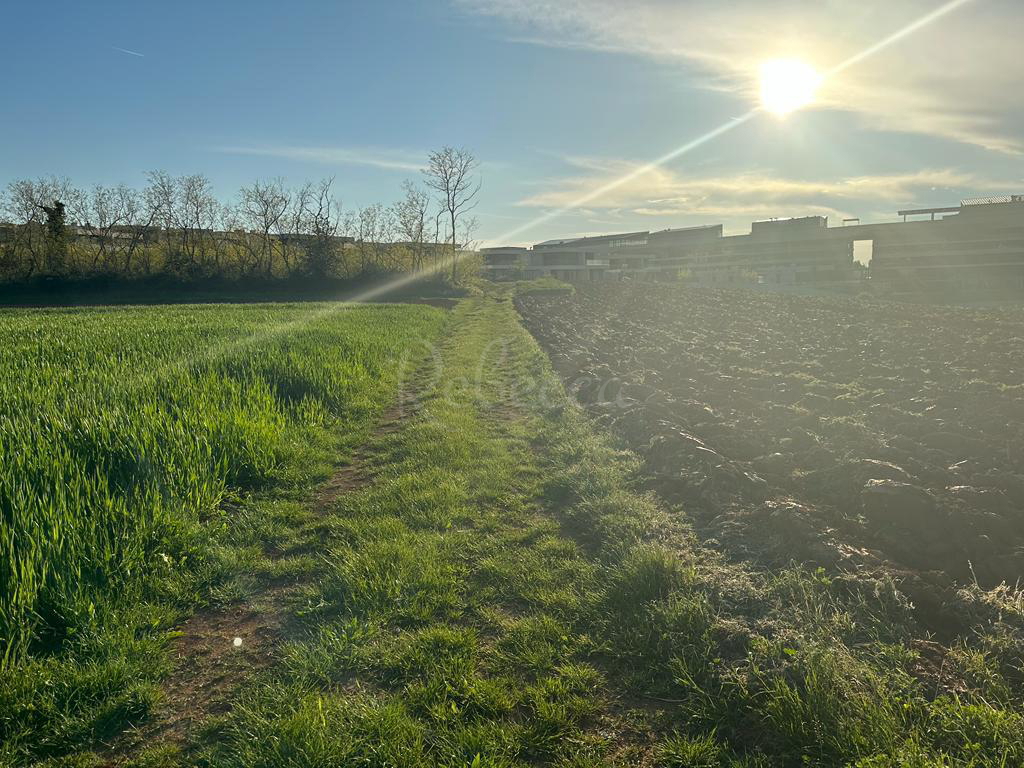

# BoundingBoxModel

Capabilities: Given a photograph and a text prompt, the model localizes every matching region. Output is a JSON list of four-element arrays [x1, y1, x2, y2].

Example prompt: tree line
[[0, 147, 481, 284]]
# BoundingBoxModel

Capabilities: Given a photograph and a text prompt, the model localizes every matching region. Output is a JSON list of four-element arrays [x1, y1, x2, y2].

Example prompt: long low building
[[868, 197, 1024, 293], [479, 246, 529, 281], [482, 196, 1024, 295]]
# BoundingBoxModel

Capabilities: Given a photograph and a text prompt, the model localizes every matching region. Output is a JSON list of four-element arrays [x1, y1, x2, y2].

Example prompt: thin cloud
[[459, 0, 1024, 153], [112, 46, 145, 57], [214, 145, 425, 172], [516, 158, 1013, 223]]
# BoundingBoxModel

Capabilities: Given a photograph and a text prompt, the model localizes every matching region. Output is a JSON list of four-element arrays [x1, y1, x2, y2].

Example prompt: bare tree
[[280, 182, 310, 276], [144, 170, 179, 272], [393, 181, 432, 272], [371, 204, 397, 271], [353, 205, 375, 274], [178, 174, 219, 273], [339, 209, 359, 278], [81, 184, 153, 275], [138, 171, 217, 277], [307, 179, 344, 278], [0, 171, 466, 284], [459, 215, 480, 250], [4, 179, 49, 276], [0, 185, 14, 277], [274, 179, 341, 278], [432, 207, 446, 276], [85, 184, 134, 272], [220, 200, 252, 275], [423, 146, 480, 283], [3, 177, 85, 277], [208, 199, 236, 276], [238, 179, 289, 277], [456, 215, 481, 283], [353, 203, 395, 274]]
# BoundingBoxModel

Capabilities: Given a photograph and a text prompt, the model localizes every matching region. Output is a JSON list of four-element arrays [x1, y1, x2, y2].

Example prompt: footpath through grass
[[175, 294, 1023, 766], [0, 302, 448, 765]]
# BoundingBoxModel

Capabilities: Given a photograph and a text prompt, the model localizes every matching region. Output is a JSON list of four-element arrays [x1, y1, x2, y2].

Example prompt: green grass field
[[2, 293, 1023, 766], [0, 302, 448, 763]]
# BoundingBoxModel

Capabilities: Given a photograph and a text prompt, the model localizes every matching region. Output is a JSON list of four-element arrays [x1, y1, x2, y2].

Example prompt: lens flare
[[760, 59, 821, 116]]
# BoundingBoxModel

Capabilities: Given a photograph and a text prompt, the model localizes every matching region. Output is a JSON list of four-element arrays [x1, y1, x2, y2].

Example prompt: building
[[526, 232, 648, 282], [688, 217, 863, 289], [868, 196, 1024, 293], [493, 195, 1024, 296], [480, 246, 528, 281], [638, 225, 725, 279]]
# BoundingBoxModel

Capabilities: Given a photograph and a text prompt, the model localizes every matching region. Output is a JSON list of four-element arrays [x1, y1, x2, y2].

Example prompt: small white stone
[[233, 637, 243, 648]]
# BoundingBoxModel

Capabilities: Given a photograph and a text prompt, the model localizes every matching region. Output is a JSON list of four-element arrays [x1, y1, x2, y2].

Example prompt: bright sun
[[760, 59, 821, 116]]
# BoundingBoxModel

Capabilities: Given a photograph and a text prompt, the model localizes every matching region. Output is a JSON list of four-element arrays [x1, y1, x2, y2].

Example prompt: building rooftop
[[752, 216, 828, 227], [534, 237, 580, 248], [534, 231, 650, 249], [572, 230, 648, 245], [897, 206, 961, 218], [652, 224, 722, 234], [961, 195, 1024, 206]]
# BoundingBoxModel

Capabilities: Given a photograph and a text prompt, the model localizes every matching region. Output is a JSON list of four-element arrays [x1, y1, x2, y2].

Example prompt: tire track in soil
[[98, 377, 431, 765]]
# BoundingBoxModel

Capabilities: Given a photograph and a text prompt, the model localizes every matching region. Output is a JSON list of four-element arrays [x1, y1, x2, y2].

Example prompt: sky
[[2, 0, 1023, 246]]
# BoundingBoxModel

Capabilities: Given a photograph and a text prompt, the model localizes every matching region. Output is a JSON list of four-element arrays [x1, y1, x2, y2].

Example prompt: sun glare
[[759, 58, 821, 116]]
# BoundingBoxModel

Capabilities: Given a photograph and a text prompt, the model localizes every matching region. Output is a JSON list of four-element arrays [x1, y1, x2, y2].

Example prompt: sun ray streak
[[490, 0, 980, 245], [140, 257, 454, 389], [825, 0, 977, 77], [492, 108, 761, 243]]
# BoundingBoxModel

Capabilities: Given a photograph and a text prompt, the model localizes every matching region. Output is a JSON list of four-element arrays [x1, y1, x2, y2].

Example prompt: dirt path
[[99, 379, 430, 765]]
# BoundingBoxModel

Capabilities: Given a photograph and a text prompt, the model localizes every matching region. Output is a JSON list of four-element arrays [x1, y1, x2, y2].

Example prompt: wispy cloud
[[459, 0, 1024, 153], [517, 155, 1012, 224], [215, 145, 425, 172], [112, 46, 145, 57]]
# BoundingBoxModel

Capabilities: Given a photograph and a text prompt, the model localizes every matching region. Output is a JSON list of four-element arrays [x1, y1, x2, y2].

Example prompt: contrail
[[113, 46, 145, 57]]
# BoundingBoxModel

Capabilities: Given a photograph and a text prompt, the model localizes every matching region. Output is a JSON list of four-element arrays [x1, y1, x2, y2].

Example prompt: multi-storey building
[[479, 246, 529, 281], [868, 196, 1024, 292], [688, 217, 862, 289], [484, 196, 1024, 295], [525, 232, 647, 282]]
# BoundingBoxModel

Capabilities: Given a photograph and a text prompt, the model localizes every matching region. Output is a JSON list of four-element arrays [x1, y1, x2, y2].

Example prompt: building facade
[[479, 246, 528, 281], [484, 196, 1024, 295], [868, 197, 1024, 293]]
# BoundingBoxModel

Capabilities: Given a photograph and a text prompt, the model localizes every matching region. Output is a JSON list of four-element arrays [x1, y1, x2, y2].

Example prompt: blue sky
[[3, 0, 1022, 245]]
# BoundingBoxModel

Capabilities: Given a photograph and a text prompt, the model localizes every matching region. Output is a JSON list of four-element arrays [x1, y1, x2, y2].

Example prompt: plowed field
[[518, 285, 1024, 630]]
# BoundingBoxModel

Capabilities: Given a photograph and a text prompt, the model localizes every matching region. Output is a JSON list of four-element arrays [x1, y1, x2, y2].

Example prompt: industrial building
[[481, 196, 1024, 296]]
